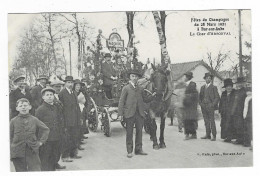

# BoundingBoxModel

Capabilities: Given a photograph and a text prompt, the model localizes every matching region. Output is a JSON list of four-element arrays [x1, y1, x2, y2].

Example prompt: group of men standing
[[9, 74, 90, 171], [176, 71, 252, 149]]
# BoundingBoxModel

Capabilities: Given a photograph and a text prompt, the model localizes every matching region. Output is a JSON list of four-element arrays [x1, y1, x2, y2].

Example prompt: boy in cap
[[9, 76, 32, 119], [199, 73, 220, 141], [50, 80, 66, 169], [10, 98, 49, 172], [35, 88, 64, 171], [118, 69, 155, 158]]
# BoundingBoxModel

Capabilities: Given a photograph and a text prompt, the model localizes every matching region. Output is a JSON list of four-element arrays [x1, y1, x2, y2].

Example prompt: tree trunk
[[47, 14, 57, 75], [159, 11, 167, 64], [152, 11, 170, 65], [126, 12, 135, 48]]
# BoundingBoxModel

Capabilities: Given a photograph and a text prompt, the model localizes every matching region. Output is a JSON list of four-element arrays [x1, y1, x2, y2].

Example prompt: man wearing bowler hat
[[101, 53, 117, 99], [199, 72, 220, 141], [231, 77, 247, 145], [219, 78, 236, 142], [58, 76, 82, 162], [9, 76, 32, 119], [31, 75, 48, 112], [118, 69, 155, 158]]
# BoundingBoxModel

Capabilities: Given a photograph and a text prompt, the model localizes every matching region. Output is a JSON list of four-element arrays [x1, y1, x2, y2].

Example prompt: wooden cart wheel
[[88, 97, 99, 132], [101, 107, 111, 137]]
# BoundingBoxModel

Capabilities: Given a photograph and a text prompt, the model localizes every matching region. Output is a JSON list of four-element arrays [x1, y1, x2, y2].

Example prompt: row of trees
[[10, 11, 251, 86]]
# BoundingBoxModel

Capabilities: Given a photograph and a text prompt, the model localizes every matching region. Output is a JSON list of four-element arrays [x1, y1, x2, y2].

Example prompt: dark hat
[[203, 72, 214, 79], [222, 78, 233, 88], [128, 69, 142, 77], [74, 79, 84, 86], [13, 76, 26, 83], [235, 77, 246, 84], [63, 76, 74, 82], [41, 87, 55, 95], [37, 75, 48, 81], [104, 53, 112, 58], [184, 72, 193, 79]]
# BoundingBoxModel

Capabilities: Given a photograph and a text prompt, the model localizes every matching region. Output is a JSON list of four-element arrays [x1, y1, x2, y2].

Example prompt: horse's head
[[150, 64, 170, 99]]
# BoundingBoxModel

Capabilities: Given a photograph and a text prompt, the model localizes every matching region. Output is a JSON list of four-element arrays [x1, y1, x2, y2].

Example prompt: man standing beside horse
[[118, 69, 155, 158]]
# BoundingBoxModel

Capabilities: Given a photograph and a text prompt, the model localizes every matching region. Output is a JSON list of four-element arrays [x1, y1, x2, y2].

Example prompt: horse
[[139, 64, 173, 150]]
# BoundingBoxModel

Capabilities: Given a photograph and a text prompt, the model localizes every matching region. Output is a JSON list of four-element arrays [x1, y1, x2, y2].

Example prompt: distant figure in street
[[36, 88, 63, 171], [9, 76, 32, 119], [59, 76, 82, 162], [219, 78, 236, 142], [182, 72, 199, 140], [31, 75, 48, 112], [199, 72, 220, 141], [10, 98, 49, 172], [118, 69, 154, 158], [231, 77, 247, 145], [101, 53, 117, 99]]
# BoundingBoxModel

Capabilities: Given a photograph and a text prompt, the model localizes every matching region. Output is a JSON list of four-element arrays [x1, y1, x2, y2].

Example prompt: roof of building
[[170, 60, 223, 81]]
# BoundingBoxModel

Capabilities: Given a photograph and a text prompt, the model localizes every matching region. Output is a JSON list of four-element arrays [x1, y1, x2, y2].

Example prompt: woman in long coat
[[219, 79, 236, 142]]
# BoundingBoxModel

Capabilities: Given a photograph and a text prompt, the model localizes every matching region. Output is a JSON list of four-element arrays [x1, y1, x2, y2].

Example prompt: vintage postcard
[[7, 9, 252, 172]]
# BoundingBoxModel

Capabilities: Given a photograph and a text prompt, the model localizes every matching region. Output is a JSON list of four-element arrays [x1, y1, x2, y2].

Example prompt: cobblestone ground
[[10, 118, 253, 171]]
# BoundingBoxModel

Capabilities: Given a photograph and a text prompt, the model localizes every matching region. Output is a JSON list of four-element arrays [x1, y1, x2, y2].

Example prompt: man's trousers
[[125, 111, 144, 154]]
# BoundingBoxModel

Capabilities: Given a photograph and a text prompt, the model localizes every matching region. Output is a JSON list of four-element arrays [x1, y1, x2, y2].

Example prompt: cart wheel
[[101, 108, 111, 137], [144, 112, 151, 134], [88, 97, 99, 132]]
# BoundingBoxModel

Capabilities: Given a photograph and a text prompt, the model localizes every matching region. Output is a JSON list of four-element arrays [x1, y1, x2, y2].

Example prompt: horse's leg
[[149, 110, 159, 150], [159, 113, 166, 149]]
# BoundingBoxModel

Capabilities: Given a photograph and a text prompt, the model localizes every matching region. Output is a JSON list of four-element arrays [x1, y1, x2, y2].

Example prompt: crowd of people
[[10, 74, 91, 171], [9, 53, 253, 170], [172, 72, 252, 149]]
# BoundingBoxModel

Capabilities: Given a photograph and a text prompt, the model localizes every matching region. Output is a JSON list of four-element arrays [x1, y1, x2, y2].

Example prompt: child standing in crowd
[[10, 98, 50, 172], [36, 88, 63, 171]]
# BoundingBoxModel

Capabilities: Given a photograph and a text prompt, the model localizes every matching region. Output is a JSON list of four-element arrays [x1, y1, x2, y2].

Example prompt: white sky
[[8, 10, 251, 77]]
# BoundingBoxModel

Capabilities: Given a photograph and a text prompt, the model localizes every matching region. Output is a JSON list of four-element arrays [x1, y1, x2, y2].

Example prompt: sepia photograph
[[5, 3, 255, 173]]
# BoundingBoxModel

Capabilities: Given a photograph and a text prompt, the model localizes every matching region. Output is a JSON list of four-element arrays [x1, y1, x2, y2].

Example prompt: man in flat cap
[[36, 88, 63, 171], [9, 76, 32, 119], [199, 73, 220, 141], [31, 75, 48, 113]]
